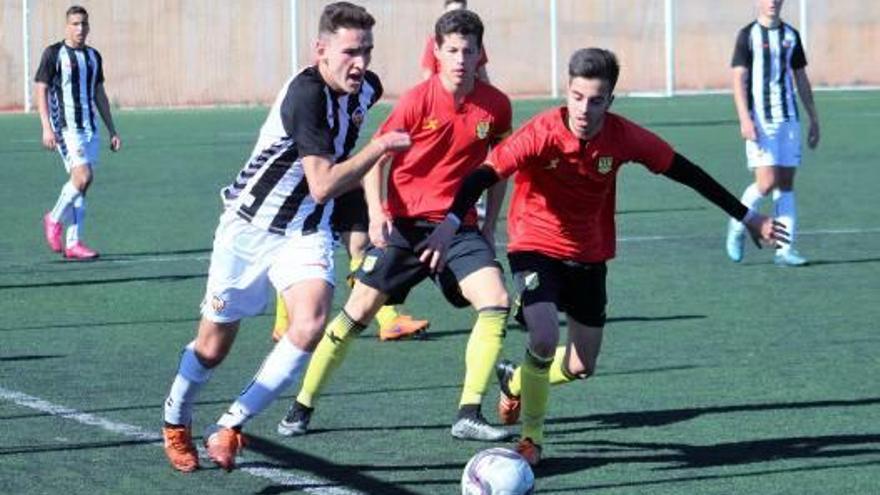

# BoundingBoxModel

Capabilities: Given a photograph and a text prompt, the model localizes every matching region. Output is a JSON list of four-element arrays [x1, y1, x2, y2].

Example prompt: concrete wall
[[3, 0, 879, 110]]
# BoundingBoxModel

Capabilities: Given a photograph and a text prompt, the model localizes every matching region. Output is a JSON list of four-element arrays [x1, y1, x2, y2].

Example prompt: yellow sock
[[508, 346, 575, 396], [520, 349, 552, 444], [271, 292, 289, 341], [295, 311, 365, 408], [459, 308, 508, 407], [375, 304, 401, 329]]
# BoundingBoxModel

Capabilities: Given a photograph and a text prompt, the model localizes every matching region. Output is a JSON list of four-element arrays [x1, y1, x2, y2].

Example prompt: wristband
[[742, 208, 758, 224]]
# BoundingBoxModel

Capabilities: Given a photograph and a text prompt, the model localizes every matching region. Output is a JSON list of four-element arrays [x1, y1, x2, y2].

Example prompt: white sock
[[66, 194, 86, 247], [217, 337, 311, 429], [50, 182, 80, 224], [164, 342, 213, 426], [731, 183, 767, 234], [773, 190, 797, 253]]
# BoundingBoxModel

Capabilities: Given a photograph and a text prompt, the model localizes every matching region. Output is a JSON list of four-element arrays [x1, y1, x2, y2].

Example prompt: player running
[[419, 48, 789, 465]]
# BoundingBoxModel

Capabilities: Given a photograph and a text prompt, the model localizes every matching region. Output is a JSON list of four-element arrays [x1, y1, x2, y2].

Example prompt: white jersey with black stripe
[[222, 66, 382, 236], [34, 42, 105, 137], [732, 21, 807, 125]]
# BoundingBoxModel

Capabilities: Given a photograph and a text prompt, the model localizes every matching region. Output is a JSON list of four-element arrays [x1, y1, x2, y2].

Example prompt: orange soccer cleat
[[163, 424, 199, 473], [515, 437, 543, 466], [378, 314, 429, 341], [205, 426, 246, 472]]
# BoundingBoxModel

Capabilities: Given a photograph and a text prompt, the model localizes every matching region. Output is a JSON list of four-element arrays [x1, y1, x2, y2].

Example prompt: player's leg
[[62, 134, 100, 258], [772, 120, 805, 265], [727, 125, 775, 262]]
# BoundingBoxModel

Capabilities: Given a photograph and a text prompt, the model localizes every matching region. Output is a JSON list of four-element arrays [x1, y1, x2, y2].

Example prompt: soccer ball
[[461, 447, 535, 495]]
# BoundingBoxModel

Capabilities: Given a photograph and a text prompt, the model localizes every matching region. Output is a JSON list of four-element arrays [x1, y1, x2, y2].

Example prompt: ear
[[607, 94, 615, 110], [314, 37, 326, 63]]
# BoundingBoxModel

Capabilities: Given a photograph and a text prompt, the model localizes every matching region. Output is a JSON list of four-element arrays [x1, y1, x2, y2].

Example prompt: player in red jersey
[[275, 8, 515, 442], [420, 48, 789, 465], [421, 1, 489, 83]]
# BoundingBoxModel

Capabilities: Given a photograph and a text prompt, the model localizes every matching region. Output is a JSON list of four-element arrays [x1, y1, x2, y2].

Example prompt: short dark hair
[[434, 9, 483, 49], [318, 2, 375, 35], [66, 5, 88, 19], [569, 48, 620, 93]]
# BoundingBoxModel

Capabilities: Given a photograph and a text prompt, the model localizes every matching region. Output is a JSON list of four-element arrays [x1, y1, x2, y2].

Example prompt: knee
[[528, 336, 558, 360], [194, 345, 227, 369], [287, 315, 329, 351]]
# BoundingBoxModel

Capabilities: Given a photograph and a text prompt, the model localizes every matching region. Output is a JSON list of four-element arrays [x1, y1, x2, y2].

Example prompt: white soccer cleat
[[774, 249, 808, 267], [725, 219, 745, 263]]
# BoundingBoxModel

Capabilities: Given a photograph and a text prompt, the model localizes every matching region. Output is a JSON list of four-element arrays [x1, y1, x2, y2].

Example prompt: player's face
[[566, 77, 614, 140], [757, 0, 784, 19], [65, 14, 90, 47], [316, 27, 374, 94], [435, 33, 481, 89]]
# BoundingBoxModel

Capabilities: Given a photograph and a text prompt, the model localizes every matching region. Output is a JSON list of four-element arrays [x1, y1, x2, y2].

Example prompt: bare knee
[[286, 314, 329, 351]]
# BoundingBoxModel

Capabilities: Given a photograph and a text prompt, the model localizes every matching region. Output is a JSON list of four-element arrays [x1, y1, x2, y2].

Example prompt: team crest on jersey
[[351, 107, 365, 126], [597, 156, 613, 174], [361, 254, 378, 273], [475, 121, 491, 139], [422, 118, 440, 131]]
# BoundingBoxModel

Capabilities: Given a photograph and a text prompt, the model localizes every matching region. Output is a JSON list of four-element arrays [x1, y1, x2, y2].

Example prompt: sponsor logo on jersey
[[422, 118, 440, 131], [476, 121, 491, 139], [597, 156, 613, 174]]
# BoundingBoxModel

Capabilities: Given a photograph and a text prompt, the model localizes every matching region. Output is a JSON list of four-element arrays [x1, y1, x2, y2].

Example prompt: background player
[[420, 48, 789, 465], [36, 5, 121, 260], [161, 2, 410, 473], [276, 9, 513, 442], [725, 0, 820, 266]]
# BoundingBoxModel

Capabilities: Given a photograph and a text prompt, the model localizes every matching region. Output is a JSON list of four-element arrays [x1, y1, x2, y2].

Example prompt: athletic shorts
[[508, 251, 607, 328], [331, 187, 368, 233], [56, 130, 100, 172], [355, 219, 501, 308], [201, 211, 336, 323], [746, 118, 802, 168]]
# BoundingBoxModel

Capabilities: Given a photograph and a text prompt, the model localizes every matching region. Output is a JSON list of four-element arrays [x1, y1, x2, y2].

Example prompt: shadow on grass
[[0, 273, 206, 290], [0, 316, 201, 332], [508, 314, 707, 332], [0, 354, 65, 362]]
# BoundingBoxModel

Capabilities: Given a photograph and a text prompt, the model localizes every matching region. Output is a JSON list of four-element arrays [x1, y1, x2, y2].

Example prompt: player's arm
[[301, 132, 410, 204], [34, 83, 56, 150], [793, 69, 820, 149], [363, 153, 394, 247], [662, 152, 788, 246], [94, 83, 121, 151], [732, 66, 755, 141]]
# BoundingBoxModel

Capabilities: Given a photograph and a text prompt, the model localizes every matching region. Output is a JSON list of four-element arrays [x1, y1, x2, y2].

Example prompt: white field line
[[0, 386, 358, 494]]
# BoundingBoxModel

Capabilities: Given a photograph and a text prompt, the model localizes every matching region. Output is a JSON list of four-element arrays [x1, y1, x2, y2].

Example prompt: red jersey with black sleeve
[[378, 75, 511, 224], [487, 107, 675, 263]]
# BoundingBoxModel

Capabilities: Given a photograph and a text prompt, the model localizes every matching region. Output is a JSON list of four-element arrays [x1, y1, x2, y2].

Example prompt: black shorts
[[508, 251, 607, 327], [331, 187, 369, 233], [355, 219, 501, 308]]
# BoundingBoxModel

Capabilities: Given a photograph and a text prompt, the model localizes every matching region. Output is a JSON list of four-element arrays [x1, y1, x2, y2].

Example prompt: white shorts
[[201, 212, 336, 323], [56, 130, 100, 172], [746, 119, 801, 168]]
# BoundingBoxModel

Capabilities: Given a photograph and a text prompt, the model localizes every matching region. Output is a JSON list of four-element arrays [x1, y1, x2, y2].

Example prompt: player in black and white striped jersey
[[726, 0, 820, 266], [35, 5, 121, 260], [161, 2, 411, 473]]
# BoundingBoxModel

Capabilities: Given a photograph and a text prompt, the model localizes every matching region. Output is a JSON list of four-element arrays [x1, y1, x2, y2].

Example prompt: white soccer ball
[[461, 447, 535, 495]]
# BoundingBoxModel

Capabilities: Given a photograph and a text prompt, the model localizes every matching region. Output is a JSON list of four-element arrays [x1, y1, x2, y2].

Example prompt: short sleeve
[[790, 29, 807, 70], [731, 26, 752, 68], [619, 119, 675, 174], [492, 94, 513, 142], [281, 76, 335, 158], [34, 45, 58, 84], [377, 87, 421, 136], [487, 119, 545, 179]]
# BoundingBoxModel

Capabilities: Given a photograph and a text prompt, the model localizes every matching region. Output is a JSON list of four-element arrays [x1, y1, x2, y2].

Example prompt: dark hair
[[318, 2, 375, 35], [569, 48, 620, 93], [444, 0, 467, 8], [434, 9, 483, 49], [66, 5, 88, 19]]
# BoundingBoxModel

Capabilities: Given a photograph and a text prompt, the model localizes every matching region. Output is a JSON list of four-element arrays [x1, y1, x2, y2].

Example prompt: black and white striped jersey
[[222, 66, 382, 236], [732, 21, 807, 124], [34, 42, 105, 136]]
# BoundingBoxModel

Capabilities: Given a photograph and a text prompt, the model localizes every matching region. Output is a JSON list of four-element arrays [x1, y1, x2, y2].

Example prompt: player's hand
[[807, 121, 820, 149], [109, 134, 122, 152], [373, 130, 411, 154], [745, 213, 790, 249], [740, 119, 757, 142], [368, 213, 393, 249], [41, 129, 57, 150], [417, 218, 458, 273]]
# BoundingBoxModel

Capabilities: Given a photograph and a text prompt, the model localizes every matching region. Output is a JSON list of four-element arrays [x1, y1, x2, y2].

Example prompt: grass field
[[1, 92, 879, 494]]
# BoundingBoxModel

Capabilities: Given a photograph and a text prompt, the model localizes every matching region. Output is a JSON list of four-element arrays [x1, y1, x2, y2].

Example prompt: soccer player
[[275, 8, 513, 442], [161, 2, 411, 473], [421, 0, 489, 83], [419, 48, 789, 465], [36, 5, 121, 260], [725, 0, 820, 266]]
